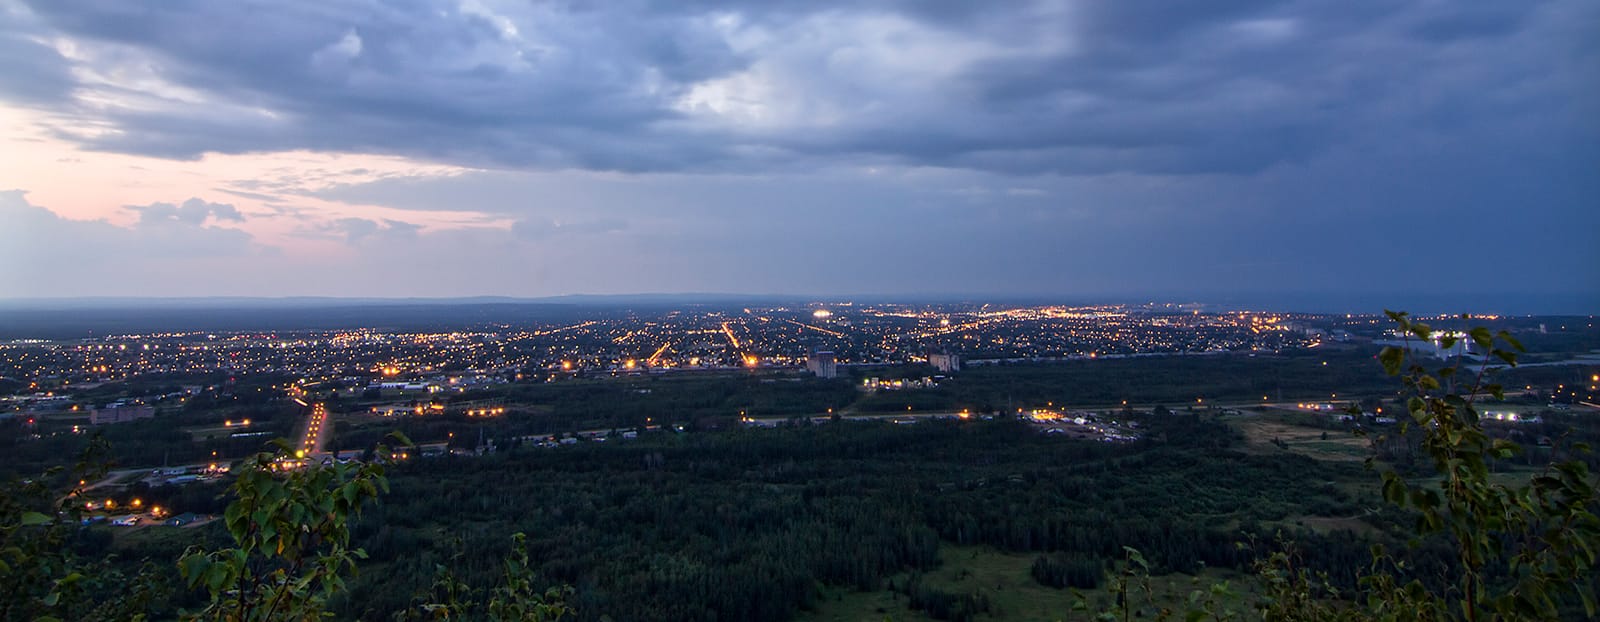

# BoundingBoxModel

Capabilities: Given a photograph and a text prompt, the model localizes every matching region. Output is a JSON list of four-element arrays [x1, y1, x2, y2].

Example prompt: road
[[300, 402, 330, 457]]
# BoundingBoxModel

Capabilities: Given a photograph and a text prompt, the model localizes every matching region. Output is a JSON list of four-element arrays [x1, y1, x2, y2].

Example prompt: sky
[[1, 0, 1596, 311]]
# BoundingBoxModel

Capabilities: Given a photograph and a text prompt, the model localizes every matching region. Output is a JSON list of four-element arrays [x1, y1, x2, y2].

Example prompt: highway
[[299, 402, 330, 457]]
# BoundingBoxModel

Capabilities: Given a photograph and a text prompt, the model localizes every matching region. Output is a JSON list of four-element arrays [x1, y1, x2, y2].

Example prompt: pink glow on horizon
[[0, 104, 503, 254]]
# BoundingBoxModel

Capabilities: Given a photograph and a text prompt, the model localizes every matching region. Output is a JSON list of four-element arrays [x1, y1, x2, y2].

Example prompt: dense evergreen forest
[[95, 415, 1408, 621]]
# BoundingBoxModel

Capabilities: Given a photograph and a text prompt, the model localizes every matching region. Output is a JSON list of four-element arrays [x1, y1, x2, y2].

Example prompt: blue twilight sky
[[0, 0, 1596, 312]]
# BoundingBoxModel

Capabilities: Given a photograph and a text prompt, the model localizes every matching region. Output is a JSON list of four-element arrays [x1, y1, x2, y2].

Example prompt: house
[[167, 512, 201, 527], [90, 403, 155, 425]]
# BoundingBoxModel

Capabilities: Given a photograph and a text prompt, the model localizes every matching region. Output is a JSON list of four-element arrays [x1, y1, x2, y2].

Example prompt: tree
[[0, 437, 169, 621], [1103, 311, 1600, 621], [396, 533, 571, 622], [1361, 311, 1599, 620], [178, 439, 398, 622], [179, 435, 571, 622]]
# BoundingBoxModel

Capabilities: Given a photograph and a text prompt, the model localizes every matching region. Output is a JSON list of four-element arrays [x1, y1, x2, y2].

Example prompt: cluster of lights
[[1027, 409, 1063, 422], [301, 403, 327, 458]]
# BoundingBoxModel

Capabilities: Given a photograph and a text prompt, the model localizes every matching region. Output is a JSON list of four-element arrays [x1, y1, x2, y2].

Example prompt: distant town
[[3, 302, 1596, 531], [1, 298, 1597, 622], [0, 303, 1347, 383]]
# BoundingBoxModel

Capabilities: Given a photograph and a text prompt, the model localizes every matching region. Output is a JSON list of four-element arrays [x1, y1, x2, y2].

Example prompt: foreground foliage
[[176, 437, 571, 622], [1365, 312, 1598, 620], [177, 440, 393, 622], [0, 438, 172, 621], [1103, 311, 1600, 621]]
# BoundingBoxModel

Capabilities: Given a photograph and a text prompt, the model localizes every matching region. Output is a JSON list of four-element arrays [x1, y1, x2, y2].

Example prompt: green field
[[1226, 410, 1369, 463], [800, 545, 1243, 622]]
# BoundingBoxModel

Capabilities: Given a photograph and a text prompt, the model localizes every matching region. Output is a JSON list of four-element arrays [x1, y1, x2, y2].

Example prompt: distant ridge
[[0, 291, 1593, 315], [0, 293, 802, 310]]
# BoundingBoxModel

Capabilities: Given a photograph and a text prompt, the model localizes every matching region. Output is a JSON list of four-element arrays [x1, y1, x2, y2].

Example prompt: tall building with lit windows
[[806, 351, 837, 378]]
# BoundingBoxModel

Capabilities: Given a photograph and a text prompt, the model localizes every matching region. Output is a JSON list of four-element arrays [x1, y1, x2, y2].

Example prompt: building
[[928, 352, 961, 373], [89, 403, 155, 425], [1373, 331, 1480, 360], [806, 351, 838, 378]]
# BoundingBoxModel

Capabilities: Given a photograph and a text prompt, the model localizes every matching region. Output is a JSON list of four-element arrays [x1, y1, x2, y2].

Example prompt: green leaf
[[1382, 474, 1408, 505], [1469, 327, 1492, 349], [179, 553, 210, 583], [1379, 347, 1405, 376], [20, 511, 51, 526]]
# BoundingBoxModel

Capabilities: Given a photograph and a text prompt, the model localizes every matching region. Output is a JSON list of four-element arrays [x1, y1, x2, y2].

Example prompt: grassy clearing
[[1228, 411, 1368, 463], [1291, 514, 1381, 536], [799, 545, 1239, 622]]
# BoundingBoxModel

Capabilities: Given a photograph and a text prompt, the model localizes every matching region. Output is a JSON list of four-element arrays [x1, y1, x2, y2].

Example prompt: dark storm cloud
[[12, 0, 740, 170], [0, 29, 76, 105], [4, 0, 1593, 176]]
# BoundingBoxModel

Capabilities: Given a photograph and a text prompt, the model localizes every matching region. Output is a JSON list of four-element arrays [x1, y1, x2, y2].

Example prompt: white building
[[928, 352, 961, 373], [806, 351, 838, 378]]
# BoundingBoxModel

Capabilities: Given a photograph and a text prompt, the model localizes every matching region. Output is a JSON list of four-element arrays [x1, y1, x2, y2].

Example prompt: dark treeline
[[853, 348, 1399, 412], [163, 416, 1412, 622], [330, 375, 862, 451], [0, 302, 599, 340], [498, 374, 860, 424], [0, 405, 298, 478], [0, 371, 306, 477]]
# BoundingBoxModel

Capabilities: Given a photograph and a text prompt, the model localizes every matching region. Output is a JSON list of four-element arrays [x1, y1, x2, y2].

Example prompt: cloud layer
[[0, 0, 1595, 308], [4, 0, 1592, 176]]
